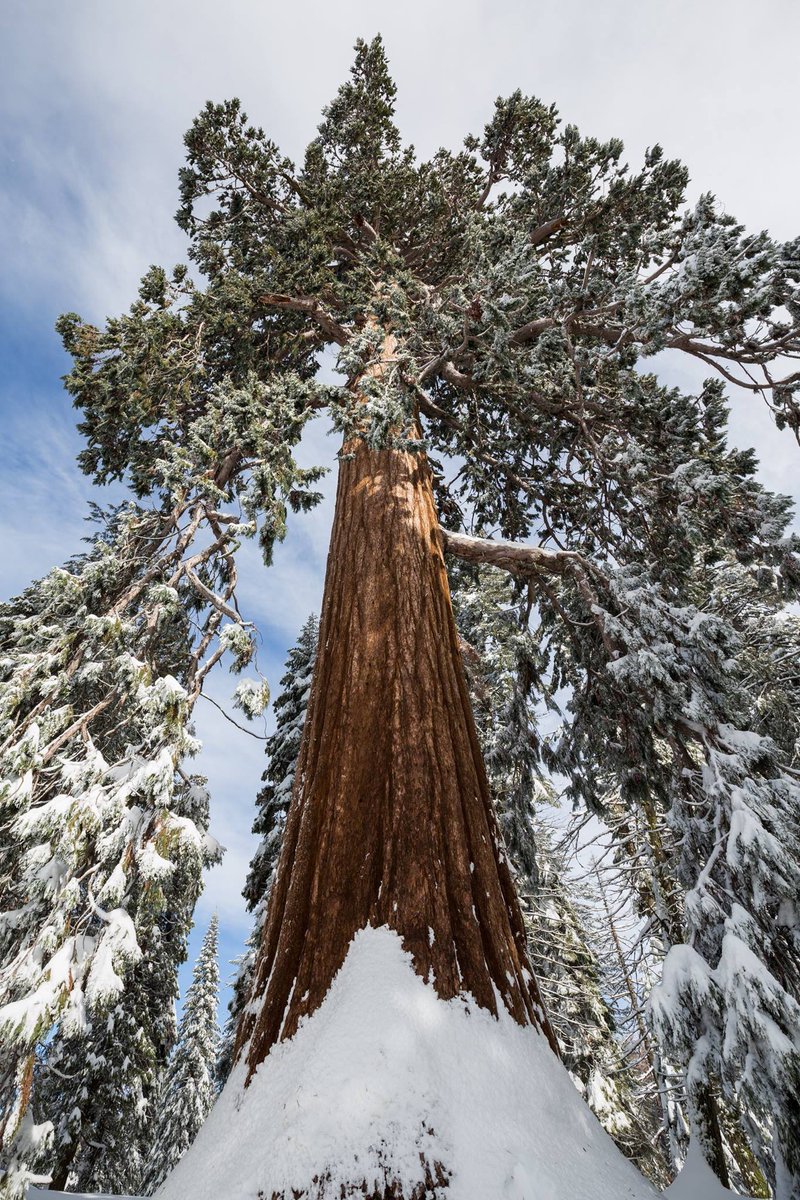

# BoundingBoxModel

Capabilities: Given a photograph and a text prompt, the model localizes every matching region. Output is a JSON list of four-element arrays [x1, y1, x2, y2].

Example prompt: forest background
[[1, 0, 799, 1023]]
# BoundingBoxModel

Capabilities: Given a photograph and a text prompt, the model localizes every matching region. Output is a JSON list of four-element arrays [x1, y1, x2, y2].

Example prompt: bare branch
[[440, 528, 585, 579], [184, 568, 247, 624], [199, 692, 268, 741]]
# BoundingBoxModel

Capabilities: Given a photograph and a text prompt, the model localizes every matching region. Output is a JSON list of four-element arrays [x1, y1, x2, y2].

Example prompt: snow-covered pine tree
[[450, 563, 666, 1182], [36, 968, 162, 1193], [244, 614, 319, 916], [0, 357, 319, 1189], [454, 551, 781, 1193], [585, 786, 775, 1198], [217, 615, 318, 1085], [541, 525, 800, 1193], [142, 915, 220, 1195], [546, 472, 800, 1195], [685, 523, 800, 1189], [15, 37, 800, 1197], [0, 505, 221, 1196], [30, 809, 209, 1195]]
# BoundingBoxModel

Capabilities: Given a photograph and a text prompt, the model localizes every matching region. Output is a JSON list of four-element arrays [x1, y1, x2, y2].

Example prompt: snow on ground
[[663, 1141, 751, 1200], [156, 925, 657, 1200], [27, 933, 756, 1200]]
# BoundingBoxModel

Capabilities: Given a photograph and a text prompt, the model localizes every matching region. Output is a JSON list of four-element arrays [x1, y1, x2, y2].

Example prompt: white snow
[[84, 907, 141, 1008], [156, 925, 657, 1200], [664, 1139, 751, 1200]]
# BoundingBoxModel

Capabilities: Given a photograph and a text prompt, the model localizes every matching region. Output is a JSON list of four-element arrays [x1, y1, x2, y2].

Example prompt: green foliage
[[450, 563, 667, 1182], [142, 916, 220, 1195]]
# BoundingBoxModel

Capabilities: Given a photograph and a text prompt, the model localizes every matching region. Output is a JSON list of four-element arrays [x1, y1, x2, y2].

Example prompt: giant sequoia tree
[[2, 36, 800, 1200]]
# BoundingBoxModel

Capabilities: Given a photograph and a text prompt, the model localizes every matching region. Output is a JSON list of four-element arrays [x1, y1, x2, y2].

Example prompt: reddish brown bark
[[237, 408, 557, 1080]]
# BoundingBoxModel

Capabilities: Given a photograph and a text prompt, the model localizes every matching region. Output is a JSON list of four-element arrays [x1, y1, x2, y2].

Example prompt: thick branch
[[259, 292, 350, 346], [440, 528, 585, 579], [529, 215, 566, 247], [508, 313, 800, 392], [509, 317, 558, 347], [439, 360, 478, 390]]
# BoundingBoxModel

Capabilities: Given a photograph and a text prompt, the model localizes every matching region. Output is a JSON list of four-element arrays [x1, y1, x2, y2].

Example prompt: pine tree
[[35, 971, 162, 1193], [5, 36, 800, 1197], [217, 616, 318, 1085], [29, 839, 205, 1194], [450, 563, 667, 1182], [142, 915, 220, 1195], [0, 506, 226, 1193], [557, 523, 800, 1193], [244, 614, 319, 917], [0, 273, 320, 1185]]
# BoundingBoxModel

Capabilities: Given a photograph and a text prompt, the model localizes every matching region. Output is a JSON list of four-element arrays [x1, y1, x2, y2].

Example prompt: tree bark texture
[[237, 408, 558, 1082]]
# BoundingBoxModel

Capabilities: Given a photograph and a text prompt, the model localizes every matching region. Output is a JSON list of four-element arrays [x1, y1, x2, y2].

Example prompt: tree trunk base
[[261, 1154, 450, 1200]]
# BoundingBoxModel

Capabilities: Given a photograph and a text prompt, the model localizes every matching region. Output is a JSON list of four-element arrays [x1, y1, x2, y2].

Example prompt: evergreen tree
[[244, 614, 319, 916], [583, 790, 776, 1198], [4, 36, 800, 1197], [450, 564, 666, 1182], [557, 532, 800, 1193], [217, 616, 318, 1085], [30, 845, 204, 1194], [0, 507, 226, 1193], [0, 364, 311, 1180], [142, 915, 220, 1195]]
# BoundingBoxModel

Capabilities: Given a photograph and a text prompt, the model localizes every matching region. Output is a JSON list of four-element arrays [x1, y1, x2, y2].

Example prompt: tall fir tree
[[244, 614, 320, 918], [565, 530, 800, 1194], [142, 915, 220, 1195], [0, 508, 224, 1195], [217, 616, 318, 1085], [0, 254, 321, 1189], [32, 888, 199, 1195], [3, 36, 800, 1197], [450, 563, 667, 1183]]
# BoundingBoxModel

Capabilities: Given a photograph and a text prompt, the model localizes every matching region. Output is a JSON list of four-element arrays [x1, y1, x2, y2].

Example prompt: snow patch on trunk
[[156, 925, 656, 1200]]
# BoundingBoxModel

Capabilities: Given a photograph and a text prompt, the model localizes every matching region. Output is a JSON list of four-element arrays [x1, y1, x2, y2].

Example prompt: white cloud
[[4, 0, 800, 317]]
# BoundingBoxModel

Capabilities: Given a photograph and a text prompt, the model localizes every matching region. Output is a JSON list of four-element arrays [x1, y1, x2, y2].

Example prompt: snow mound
[[157, 925, 656, 1200], [664, 1141, 753, 1200]]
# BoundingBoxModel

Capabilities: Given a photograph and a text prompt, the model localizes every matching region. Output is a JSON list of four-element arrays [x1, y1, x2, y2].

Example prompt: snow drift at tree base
[[156, 926, 655, 1200]]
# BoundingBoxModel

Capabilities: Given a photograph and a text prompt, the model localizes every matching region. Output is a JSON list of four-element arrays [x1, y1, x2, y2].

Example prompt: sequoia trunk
[[238, 352, 558, 1081]]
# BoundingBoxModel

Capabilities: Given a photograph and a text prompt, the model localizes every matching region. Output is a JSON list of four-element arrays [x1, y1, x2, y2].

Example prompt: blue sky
[[2, 0, 799, 1024]]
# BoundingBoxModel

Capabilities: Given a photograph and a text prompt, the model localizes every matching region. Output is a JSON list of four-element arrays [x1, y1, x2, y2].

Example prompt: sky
[[2, 0, 799, 1021]]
